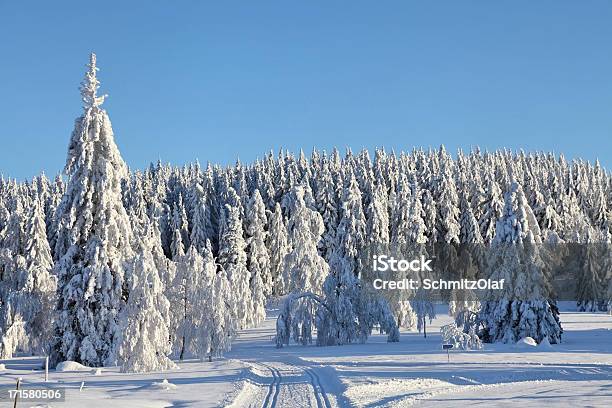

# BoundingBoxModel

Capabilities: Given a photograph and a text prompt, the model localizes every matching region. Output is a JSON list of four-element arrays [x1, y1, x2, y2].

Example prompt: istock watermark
[[358, 242, 611, 302], [372, 277, 505, 291], [371, 254, 504, 291], [372, 254, 433, 272]]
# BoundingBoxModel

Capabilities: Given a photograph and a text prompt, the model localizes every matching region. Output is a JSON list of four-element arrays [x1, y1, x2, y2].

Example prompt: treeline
[[0, 54, 611, 371]]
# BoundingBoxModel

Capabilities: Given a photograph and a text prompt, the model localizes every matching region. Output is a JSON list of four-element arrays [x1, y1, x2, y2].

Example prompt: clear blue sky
[[1, 1, 611, 180]]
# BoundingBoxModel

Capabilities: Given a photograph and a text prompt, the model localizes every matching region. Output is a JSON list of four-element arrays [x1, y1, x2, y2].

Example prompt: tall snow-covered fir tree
[[218, 197, 253, 329], [267, 202, 290, 295], [0, 198, 30, 359], [192, 241, 226, 360], [207, 255, 236, 359], [478, 182, 562, 344], [170, 245, 203, 360], [20, 198, 57, 354], [283, 186, 328, 293], [51, 54, 133, 367], [279, 186, 329, 344], [118, 224, 176, 373], [317, 173, 399, 345], [319, 173, 367, 345], [170, 195, 188, 261], [576, 228, 608, 312], [245, 189, 270, 323], [450, 186, 484, 322]]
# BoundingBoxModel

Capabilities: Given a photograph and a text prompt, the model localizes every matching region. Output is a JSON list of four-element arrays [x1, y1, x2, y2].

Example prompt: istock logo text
[[372, 255, 433, 272]]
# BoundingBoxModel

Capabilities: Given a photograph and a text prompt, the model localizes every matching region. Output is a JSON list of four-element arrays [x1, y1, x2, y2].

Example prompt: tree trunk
[[179, 336, 185, 361]]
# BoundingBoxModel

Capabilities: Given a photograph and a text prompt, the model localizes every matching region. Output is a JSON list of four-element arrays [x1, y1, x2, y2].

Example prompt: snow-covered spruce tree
[[421, 189, 437, 243], [433, 147, 460, 245], [125, 173, 149, 240], [208, 264, 236, 359], [0, 198, 28, 358], [589, 183, 609, 231], [412, 269, 436, 338], [20, 198, 57, 354], [190, 241, 218, 360], [386, 176, 423, 330], [218, 197, 253, 329], [0, 196, 9, 234], [319, 173, 366, 345], [280, 186, 329, 344], [246, 189, 272, 318], [318, 173, 398, 345], [188, 182, 212, 254], [284, 186, 328, 293], [576, 228, 607, 312], [366, 182, 390, 245], [118, 226, 176, 373], [171, 245, 203, 360], [167, 238, 229, 361], [450, 188, 483, 325], [52, 54, 133, 367], [478, 182, 562, 344], [149, 215, 176, 292], [267, 202, 290, 295], [315, 158, 340, 260], [479, 172, 504, 244], [170, 195, 188, 260]]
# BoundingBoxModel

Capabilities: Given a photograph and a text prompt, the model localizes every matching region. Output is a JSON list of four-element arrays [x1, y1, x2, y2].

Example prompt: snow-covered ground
[[1, 303, 610, 407]]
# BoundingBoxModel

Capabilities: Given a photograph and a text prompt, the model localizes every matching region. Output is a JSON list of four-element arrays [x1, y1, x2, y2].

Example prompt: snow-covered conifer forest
[[0, 55, 611, 407]]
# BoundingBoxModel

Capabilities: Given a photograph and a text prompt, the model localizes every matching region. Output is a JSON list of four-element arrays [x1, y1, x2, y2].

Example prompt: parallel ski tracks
[[302, 364, 332, 408], [259, 362, 281, 408], [254, 361, 331, 408]]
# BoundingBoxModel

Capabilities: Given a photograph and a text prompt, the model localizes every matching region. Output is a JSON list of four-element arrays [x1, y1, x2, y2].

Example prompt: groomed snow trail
[[302, 364, 333, 408], [227, 313, 337, 408], [242, 361, 333, 408], [258, 362, 281, 407]]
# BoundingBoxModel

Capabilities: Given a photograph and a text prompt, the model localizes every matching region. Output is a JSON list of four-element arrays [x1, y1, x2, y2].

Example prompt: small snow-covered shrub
[[55, 361, 91, 372], [440, 323, 482, 350], [151, 379, 177, 390]]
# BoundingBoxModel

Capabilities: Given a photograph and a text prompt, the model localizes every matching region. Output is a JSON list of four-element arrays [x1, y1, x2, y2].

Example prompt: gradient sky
[[1, 1, 611, 180]]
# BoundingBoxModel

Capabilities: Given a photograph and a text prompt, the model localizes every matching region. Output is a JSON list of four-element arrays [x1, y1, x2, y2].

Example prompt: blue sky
[[1, 1, 611, 179]]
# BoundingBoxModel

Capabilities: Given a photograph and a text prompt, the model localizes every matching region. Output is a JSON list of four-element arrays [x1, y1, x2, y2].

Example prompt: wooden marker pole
[[13, 377, 21, 408]]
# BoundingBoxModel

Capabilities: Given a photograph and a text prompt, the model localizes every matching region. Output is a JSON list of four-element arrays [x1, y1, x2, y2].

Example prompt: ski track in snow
[[236, 360, 333, 408], [258, 362, 281, 408], [301, 364, 331, 408]]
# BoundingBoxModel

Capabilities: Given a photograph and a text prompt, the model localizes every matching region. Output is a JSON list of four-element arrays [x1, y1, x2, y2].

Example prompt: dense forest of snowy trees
[[0, 54, 611, 371]]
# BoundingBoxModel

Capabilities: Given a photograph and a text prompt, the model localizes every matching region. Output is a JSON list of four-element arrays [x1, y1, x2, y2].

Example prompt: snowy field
[[1, 303, 610, 407]]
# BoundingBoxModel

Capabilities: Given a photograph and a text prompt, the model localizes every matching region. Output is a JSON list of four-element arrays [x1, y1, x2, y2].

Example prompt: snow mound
[[150, 379, 177, 390], [226, 381, 266, 408], [514, 337, 537, 348], [92, 368, 103, 375], [345, 378, 455, 407], [56, 361, 91, 372], [0, 364, 5, 371]]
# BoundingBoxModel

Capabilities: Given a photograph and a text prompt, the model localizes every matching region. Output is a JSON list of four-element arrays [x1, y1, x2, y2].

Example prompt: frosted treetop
[[80, 52, 107, 109]]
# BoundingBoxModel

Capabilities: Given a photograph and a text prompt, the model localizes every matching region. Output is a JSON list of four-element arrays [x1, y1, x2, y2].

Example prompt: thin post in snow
[[13, 377, 21, 408], [45, 356, 49, 382]]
